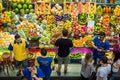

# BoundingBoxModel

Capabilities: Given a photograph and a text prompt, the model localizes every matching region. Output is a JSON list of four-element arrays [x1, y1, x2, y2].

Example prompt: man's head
[[28, 62, 35, 72], [15, 34, 21, 43], [100, 56, 108, 65], [62, 29, 68, 37], [40, 48, 47, 56], [99, 32, 106, 41]]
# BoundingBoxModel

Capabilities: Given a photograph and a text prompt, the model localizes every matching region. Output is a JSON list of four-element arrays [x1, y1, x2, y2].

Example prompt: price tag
[[87, 20, 95, 28]]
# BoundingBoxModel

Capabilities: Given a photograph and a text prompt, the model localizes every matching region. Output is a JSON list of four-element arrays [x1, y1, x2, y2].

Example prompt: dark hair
[[21, 76, 28, 80], [113, 50, 120, 62], [15, 34, 20, 39], [41, 48, 47, 56], [99, 32, 106, 36], [62, 29, 68, 37], [100, 56, 108, 64], [28, 61, 35, 67]]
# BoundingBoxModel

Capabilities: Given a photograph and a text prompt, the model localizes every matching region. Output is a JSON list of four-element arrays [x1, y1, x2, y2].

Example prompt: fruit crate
[[28, 39, 39, 48]]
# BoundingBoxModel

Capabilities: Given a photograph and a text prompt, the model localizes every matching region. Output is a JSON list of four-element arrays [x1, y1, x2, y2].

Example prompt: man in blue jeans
[[92, 32, 110, 66]]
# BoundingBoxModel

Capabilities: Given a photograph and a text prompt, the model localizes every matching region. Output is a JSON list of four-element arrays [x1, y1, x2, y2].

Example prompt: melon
[[14, 8, 19, 14], [12, 3, 17, 9], [30, 9, 34, 13], [29, 4, 33, 9], [23, 4, 27, 9], [20, 9, 24, 13], [25, 9, 29, 14], [18, 4, 22, 9]]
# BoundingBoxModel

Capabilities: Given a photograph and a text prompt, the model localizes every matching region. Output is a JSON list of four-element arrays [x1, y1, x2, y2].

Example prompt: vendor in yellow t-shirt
[[8, 34, 29, 76]]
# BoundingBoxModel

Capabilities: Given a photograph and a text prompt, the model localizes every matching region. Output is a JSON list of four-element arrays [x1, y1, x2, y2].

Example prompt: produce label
[[64, 2, 71, 14]]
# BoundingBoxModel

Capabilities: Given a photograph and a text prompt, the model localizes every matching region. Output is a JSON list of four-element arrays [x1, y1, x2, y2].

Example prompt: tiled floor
[[0, 64, 81, 77]]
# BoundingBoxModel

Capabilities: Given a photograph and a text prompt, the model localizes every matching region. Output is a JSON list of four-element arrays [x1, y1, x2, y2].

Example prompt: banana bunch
[[96, 5, 103, 16], [110, 15, 118, 25], [114, 5, 120, 16], [63, 20, 72, 32], [0, 0, 3, 13], [89, 4, 95, 14]]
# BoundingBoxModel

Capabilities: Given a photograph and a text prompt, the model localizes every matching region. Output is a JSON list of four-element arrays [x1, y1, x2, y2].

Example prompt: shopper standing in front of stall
[[55, 29, 73, 76], [8, 34, 29, 76], [92, 32, 110, 66]]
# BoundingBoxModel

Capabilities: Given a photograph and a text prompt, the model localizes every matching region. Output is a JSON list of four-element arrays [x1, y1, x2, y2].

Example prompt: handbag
[[54, 55, 58, 63], [89, 72, 96, 80]]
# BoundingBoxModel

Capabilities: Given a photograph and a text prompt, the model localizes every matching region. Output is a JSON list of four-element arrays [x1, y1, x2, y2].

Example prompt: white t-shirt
[[97, 64, 111, 80], [112, 59, 120, 72]]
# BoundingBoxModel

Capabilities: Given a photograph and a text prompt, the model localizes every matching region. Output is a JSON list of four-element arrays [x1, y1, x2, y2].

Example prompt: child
[[22, 62, 44, 80], [97, 56, 111, 80], [80, 53, 94, 80], [37, 48, 55, 80]]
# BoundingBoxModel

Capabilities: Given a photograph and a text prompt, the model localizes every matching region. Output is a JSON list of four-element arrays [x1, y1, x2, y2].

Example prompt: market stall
[[0, 0, 120, 62]]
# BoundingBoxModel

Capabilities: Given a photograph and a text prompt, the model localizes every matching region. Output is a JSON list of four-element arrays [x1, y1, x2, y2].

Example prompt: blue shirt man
[[92, 32, 109, 65], [36, 48, 54, 80]]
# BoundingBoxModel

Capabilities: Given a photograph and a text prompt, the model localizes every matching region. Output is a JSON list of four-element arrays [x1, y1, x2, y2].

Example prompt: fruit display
[[63, 20, 72, 32], [64, 2, 71, 14], [0, 1, 120, 61], [110, 15, 118, 25], [51, 4, 63, 15], [17, 20, 39, 31], [114, 5, 120, 16], [70, 52, 83, 59], [46, 15, 54, 24], [78, 13, 88, 25], [36, 2, 45, 15], [44, 2, 51, 14], [0, 0, 2, 12], [96, 5, 103, 16], [11, 0, 34, 14], [0, 32, 14, 48], [0, 11, 12, 23], [28, 13, 37, 23], [102, 6, 113, 13], [89, 3, 96, 14], [102, 14, 110, 25]]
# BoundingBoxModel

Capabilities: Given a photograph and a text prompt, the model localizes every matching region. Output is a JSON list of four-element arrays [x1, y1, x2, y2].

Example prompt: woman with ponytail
[[80, 53, 95, 80]]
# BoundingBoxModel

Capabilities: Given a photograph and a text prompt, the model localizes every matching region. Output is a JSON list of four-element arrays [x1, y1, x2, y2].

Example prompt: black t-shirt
[[55, 38, 73, 57]]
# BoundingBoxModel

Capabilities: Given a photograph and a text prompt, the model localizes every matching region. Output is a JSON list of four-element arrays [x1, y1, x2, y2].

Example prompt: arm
[[8, 43, 13, 61], [51, 59, 55, 70], [98, 77, 103, 80], [113, 63, 120, 69]]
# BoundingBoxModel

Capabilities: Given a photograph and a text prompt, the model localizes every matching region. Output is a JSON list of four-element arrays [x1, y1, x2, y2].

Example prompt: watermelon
[[29, 4, 33, 9], [14, 8, 19, 14], [20, 9, 24, 13], [25, 9, 29, 14], [18, 4, 22, 9], [23, 4, 27, 9], [12, 3, 17, 9], [30, 9, 34, 13]]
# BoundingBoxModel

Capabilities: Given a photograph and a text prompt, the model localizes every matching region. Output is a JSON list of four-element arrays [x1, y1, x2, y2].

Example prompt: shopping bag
[[89, 72, 96, 80]]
